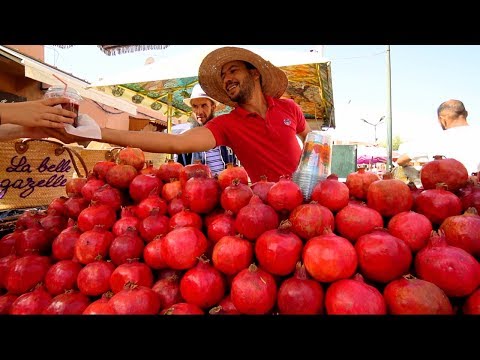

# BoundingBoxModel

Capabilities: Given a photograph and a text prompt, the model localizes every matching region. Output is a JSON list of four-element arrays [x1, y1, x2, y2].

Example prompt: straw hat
[[198, 47, 288, 107], [183, 84, 220, 107]]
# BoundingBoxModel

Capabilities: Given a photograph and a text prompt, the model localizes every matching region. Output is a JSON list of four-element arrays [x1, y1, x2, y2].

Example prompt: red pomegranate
[[152, 274, 184, 310], [112, 207, 140, 237], [220, 179, 253, 215], [77, 260, 116, 297], [109, 261, 154, 293], [117, 146, 145, 171], [463, 288, 480, 314], [235, 195, 279, 241], [458, 182, 480, 214], [77, 203, 117, 232], [91, 184, 123, 210], [161, 302, 204, 315], [179, 161, 212, 188], [334, 202, 384, 243], [310, 174, 350, 212], [6, 255, 51, 295], [47, 196, 68, 216], [421, 156, 468, 192], [44, 260, 82, 296], [9, 285, 52, 314], [15, 227, 51, 256], [129, 173, 162, 203], [325, 273, 387, 315], [92, 160, 116, 180], [355, 228, 412, 283], [277, 262, 324, 315], [169, 209, 202, 231], [167, 197, 186, 217], [74, 226, 114, 265], [439, 207, 480, 257], [207, 211, 236, 244], [143, 236, 168, 270], [367, 176, 413, 217], [209, 295, 240, 315], [289, 202, 335, 240], [414, 184, 463, 225], [81, 177, 105, 201], [182, 177, 220, 214], [383, 274, 453, 314], [0, 254, 18, 289], [65, 177, 87, 197], [179, 256, 226, 309], [42, 291, 90, 314], [230, 264, 277, 315], [108, 283, 161, 315], [109, 228, 145, 266], [51, 225, 82, 261], [302, 229, 358, 283], [217, 163, 249, 190], [83, 292, 116, 314], [161, 227, 208, 270], [212, 235, 253, 276], [105, 164, 138, 189], [250, 175, 275, 204], [266, 176, 304, 214], [0, 231, 19, 257], [161, 179, 182, 202], [64, 195, 89, 219], [157, 159, 184, 183], [139, 208, 171, 243], [136, 194, 168, 219], [387, 211, 433, 252], [255, 220, 303, 276], [0, 294, 17, 314], [345, 167, 380, 200], [414, 230, 480, 297]]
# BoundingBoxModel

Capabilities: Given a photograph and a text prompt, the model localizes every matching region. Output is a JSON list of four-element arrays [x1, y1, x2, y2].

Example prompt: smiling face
[[220, 60, 259, 104], [190, 97, 216, 125]]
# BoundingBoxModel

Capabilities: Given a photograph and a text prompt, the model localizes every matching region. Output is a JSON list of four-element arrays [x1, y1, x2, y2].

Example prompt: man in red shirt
[[41, 47, 312, 183]]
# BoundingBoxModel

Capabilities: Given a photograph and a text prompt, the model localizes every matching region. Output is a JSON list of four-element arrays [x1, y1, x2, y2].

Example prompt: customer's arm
[[396, 153, 412, 166], [0, 98, 75, 128], [42, 124, 217, 154]]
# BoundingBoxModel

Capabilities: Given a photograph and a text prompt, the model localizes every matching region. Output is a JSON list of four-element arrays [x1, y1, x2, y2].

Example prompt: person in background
[[396, 99, 480, 175], [39, 46, 311, 183], [0, 97, 76, 141], [176, 84, 238, 175]]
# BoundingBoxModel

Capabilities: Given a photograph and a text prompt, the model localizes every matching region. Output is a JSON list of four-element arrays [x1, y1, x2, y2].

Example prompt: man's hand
[[0, 97, 76, 128]]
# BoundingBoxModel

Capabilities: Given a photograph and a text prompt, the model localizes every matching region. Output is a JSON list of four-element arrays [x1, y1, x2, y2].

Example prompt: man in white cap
[[175, 84, 237, 175], [42, 46, 312, 183]]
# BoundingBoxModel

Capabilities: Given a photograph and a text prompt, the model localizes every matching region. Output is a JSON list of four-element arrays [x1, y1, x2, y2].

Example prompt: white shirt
[[400, 125, 480, 175], [434, 125, 480, 175]]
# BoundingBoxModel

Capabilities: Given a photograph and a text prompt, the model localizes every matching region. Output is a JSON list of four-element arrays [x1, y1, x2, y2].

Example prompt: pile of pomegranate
[[1, 149, 479, 315]]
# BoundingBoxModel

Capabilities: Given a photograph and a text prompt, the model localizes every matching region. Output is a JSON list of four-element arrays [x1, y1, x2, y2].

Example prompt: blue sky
[[45, 45, 480, 143]]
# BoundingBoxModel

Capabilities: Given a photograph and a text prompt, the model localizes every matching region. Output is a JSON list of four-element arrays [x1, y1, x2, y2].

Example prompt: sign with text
[[0, 140, 75, 210]]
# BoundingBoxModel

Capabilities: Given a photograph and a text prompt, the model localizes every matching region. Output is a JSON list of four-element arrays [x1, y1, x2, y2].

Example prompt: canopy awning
[[89, 45, 335, 127], [0, 45, 138, 116]]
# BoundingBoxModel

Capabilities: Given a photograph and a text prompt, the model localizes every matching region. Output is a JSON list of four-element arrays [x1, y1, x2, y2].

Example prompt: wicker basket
[[0, 139, 88, 210]]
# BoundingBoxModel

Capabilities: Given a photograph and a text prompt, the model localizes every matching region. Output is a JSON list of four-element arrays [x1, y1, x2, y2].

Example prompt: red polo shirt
[[205, 96, 306, 183]]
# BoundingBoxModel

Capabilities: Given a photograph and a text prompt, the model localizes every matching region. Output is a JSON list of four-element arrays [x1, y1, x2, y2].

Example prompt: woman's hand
[[0, 98, 76, 128]]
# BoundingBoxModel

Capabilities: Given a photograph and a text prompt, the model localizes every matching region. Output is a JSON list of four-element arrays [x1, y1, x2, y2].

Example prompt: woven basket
[[0, 139, 87, 210]]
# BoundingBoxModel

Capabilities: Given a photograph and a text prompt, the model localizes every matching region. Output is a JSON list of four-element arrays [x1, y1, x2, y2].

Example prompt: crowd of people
[[1, 46, 478, 183]]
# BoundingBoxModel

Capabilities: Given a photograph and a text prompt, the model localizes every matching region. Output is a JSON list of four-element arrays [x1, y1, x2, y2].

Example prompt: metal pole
[[386, 45, 393, 171], [167, 92, 173, 160]]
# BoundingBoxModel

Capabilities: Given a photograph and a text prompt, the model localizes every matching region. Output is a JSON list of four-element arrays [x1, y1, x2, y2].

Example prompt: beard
[[229, 74, 255, 104]]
